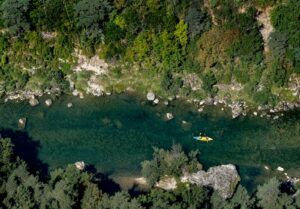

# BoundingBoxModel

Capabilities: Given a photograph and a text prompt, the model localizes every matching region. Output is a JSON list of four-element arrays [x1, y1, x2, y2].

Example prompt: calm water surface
[[0, 94, 299, 191]]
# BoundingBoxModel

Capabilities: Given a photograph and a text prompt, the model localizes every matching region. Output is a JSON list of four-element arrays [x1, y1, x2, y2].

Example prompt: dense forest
[[0, 0, 299, 106], [1, 137, 300, 209]]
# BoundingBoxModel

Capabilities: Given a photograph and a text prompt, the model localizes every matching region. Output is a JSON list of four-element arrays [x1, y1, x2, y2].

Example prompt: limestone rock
[[153, 98, 159, 104], [45, 99, 52, 106], [277, 166, 284, 172], [67, 103, 73, 108], [156, 176, 177, 190], [147, 92, 155, 101], [181, 164, 240, 199], [18, 118, 27, 129], [74, 161, 85, 170], [29, 98, 39, 106], [165, 113, 174, 121]]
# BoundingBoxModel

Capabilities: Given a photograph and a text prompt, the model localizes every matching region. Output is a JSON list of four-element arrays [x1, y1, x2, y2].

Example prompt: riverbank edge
[[1, 52, 299, 119]]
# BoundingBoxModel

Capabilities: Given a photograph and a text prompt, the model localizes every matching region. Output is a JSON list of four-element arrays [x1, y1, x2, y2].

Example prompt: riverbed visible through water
[[0, 94, 299, 191]]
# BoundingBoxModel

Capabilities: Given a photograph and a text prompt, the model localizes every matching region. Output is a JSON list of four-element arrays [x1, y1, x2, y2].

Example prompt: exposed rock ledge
[[181, 164, 240, 199], [73, 50, 108, 75], [154, 164, 240, 199]]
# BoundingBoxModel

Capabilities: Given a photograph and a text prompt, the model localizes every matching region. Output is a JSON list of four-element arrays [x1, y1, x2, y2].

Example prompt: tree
[[141, 145, 200, 187], [202, 71, 217, 93], [256, 177, 294, 209], [1, 0, 31, 35], [185, 7, 210, 40], [45, 165, 91, 209], [81, 183, 103, 209], [100, 192, 143, 209], [174, 20, 188, 47], [74, 0, 111, 45], [3, 162, 44, 209], [271, 0, 300, 66], [268, 31, 288, 60]]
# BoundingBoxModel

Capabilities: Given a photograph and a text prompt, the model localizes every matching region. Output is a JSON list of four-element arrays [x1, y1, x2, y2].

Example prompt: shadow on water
[[86, 164, 121, 195], [0, 128, 49, 178]]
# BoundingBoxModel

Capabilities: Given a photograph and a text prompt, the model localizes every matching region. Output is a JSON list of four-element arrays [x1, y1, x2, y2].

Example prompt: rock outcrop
[[147, 92, 155, 101], [156, 176, 177, 190], [181, 164, 240, 199]]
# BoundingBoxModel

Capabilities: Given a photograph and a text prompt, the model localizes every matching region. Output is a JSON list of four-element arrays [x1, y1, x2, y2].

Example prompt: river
[[0, 93, 299, 191]]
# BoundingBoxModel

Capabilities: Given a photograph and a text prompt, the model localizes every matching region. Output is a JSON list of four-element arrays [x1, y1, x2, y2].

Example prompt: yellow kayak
[[193, 136, 213, 142]]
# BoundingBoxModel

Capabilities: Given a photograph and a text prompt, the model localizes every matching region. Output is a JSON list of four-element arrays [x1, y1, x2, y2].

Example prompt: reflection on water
[[0, 94, 300, 191]]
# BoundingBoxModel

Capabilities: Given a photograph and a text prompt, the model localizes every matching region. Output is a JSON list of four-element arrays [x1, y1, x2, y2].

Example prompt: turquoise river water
[[0, 94, 299, 191]]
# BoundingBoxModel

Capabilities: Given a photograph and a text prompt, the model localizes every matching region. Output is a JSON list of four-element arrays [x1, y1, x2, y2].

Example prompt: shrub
[[202, 71, 217, 93]]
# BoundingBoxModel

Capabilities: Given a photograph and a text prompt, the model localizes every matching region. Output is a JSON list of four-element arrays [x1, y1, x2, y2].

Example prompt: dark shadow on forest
[[0, 128, 49, 178], [86, 164, 121, 195]]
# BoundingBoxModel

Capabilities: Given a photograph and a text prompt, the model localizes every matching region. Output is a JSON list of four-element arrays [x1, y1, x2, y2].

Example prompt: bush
[[141, 144, 200, 187], [185, 7, 210, 40], [253, 87, 276, 105], [202, 71, 217, 93]]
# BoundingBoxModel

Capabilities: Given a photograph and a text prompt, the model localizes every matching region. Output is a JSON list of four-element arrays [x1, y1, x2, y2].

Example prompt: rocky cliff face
[[181, 164, 240, 199]]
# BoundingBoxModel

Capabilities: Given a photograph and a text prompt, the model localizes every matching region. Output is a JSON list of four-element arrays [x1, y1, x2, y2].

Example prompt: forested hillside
[[0, 0, 299, 106], [1, 138, 300, 209]]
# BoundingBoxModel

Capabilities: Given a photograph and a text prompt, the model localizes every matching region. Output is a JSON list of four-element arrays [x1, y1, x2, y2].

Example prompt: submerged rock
[[181, 164, 240, 199], [18, 118, 27, 129], [147, 92, 155, 101], [67, 103, 73, 108]]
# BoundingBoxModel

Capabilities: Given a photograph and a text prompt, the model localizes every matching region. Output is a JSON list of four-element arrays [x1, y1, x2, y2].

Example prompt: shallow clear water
[[0, 94, 299, 191]]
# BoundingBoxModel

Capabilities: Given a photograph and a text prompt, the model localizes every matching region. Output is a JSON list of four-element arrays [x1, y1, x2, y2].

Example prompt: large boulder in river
[[147, 92, 155, 101], [29, 98, 39, 106], [45, 99, 52, 106], [181, 164, 240, 199]]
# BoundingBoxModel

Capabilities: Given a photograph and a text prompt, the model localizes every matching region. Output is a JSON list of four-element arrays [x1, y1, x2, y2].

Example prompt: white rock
[[273, 116, 279, 120], [164, 101, 169, 106], [165, 113, 174, 121], [147, 92, 155, 101], [74, 161, 85, 170], [253, 111, 258, 116], [106, 92, 111, 96], [67, 103, 73, 108], [155, 176, 177, 190], [199, 100, 205, 105], [79, 92, 84, 99], [198, 107, 204, 112], [182, 120, 187, 124], [277, 166, 284, 172], [29, 98, 39, 106], [264, 165, 269, 170], [72, 89, 79, 96], [181, 164, 240, 199], [18, 118, 27, 129], [153, 98, 159, 104], [45, 99, 52, 106], [168, 96, 175, 101]]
